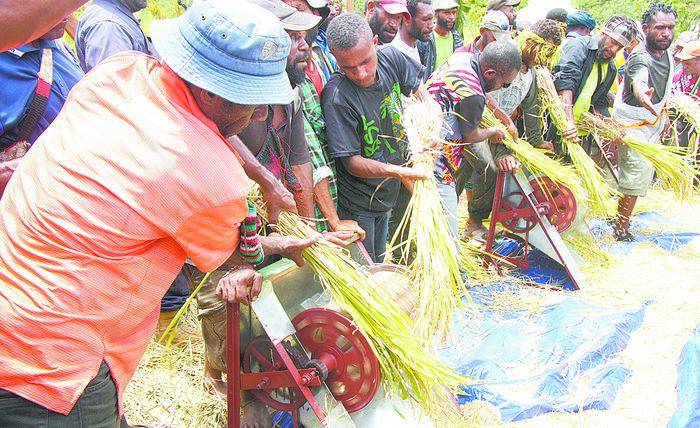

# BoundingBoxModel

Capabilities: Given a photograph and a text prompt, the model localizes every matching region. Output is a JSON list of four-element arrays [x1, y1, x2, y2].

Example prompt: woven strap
[[1, 48, 54, 156]]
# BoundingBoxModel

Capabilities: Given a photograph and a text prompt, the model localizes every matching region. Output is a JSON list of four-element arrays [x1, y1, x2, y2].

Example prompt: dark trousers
[[160, 269, 190, 312], [338, 206, 390, 263], [0, 362, 126, 428]]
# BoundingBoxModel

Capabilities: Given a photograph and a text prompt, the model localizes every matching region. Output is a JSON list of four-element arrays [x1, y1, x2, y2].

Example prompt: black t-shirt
[[456, 95, 486, 137], [322, 45, 422, 213]]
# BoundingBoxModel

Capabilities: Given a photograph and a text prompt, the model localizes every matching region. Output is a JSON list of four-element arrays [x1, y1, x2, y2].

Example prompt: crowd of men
[[0, 0, 697, 425]]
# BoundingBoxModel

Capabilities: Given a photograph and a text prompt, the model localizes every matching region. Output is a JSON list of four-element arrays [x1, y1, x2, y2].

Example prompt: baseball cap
[[249, 0, 321, 31], [486, 0, 520, 11], [601, 15, 638, 48], [151, 0, 293, 105], [676, 40, 700, 61], [433, 0, 458, 11], [377, 0, 410, 18], [482, 10, 512, 42], [304, 0, 331, 21]]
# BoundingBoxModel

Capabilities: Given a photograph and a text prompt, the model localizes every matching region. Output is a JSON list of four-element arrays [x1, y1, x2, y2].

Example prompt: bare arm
[[0, 0, 87, 51], [486, 94, 518, 138], [291, 163, 315, 219], [227, 135, 297, 223], [342, 155, 427, 193], [462, 127, 502, 144]]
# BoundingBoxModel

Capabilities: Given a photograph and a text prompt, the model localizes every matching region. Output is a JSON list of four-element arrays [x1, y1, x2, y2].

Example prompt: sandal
[[462, 224, 489, 243]]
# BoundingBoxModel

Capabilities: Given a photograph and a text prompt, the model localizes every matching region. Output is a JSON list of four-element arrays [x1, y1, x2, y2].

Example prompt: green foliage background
[[573, 0, 699, 33]]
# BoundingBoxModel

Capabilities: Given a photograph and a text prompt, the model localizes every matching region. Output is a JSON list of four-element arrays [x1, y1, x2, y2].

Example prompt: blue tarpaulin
[[441, 287, 647, 422], [669, 325, 700, 428], [590, 211, 700, 256], [438, 211, 700, 422]]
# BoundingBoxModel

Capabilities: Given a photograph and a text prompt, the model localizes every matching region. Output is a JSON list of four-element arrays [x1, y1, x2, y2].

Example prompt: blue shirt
[[75, 0, 156, 72], [0, 40, 84, 145]]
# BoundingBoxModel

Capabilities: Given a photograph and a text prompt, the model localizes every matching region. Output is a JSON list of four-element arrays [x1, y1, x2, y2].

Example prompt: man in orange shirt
[[0, 1, 318, 426]]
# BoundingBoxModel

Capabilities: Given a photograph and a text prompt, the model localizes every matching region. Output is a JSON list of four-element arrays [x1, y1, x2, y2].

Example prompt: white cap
[[433, 0, 459, 11]]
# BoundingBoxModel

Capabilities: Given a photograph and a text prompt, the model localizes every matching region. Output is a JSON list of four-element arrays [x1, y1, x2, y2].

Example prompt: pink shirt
[[0, 52, 250, 415]]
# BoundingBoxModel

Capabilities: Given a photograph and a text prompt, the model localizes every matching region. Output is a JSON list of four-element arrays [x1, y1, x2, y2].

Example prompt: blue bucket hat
[[151, 0, 293, 105]]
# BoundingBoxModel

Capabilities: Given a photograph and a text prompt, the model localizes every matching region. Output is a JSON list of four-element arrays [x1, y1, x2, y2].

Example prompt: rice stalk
[[577, 112, 697, 199], [158, 272, 212, 346], [480, 108, 583, 196], [271, 210, 472, 425], [668, 93, 700, 164], [535, 67, 617, 216], [386, 99, 473, 342]]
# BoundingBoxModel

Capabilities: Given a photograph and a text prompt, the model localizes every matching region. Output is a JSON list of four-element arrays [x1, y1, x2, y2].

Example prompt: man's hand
[[332, 219, 366, 241], [487, 128, 507, 144], [392, 166, 428, 193], [639, 87, 659, 117], [260, 179, 297, 223], [263, 233, 318, 267], [323, 230, 359, 246], [216, 265, 263, 304], [496, 155, 521, 173], [506, 122, 519, 140], [562, 124, 580, 143], [538, 141, 555, 151]]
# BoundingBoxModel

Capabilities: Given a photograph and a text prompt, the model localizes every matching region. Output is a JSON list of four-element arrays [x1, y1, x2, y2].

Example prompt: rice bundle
[[273, 210, 471, 425], [577, 112, 696, 199], [387, 99, 472, 342], [668, 93, 700, 162], [535, 67, 617, 216], [480, 108, 583, 196]]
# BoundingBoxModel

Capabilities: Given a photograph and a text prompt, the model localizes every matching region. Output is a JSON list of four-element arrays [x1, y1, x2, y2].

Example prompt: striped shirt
[[0, 53, 250, 415], [426, 51, 485, 184]]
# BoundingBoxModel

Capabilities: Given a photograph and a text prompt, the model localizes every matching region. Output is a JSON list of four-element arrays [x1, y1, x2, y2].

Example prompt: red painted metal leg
[[485, 171, 506, 260], [227, 302, 241, 428]]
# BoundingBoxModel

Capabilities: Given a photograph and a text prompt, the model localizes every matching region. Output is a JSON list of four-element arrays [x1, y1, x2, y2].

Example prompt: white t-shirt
[[390, 36, 421, 63]]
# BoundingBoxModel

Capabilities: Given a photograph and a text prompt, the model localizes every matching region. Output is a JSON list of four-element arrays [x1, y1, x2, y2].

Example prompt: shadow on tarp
[[440, 285, 648, 422], [669, 324, 700, 428]]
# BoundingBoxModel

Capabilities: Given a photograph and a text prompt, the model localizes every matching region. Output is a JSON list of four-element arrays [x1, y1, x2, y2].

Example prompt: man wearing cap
[[426, 41, 522, 237], [417, 0, 463, 76], [673, 40, 700, 97], [0, 1, 321, 424], [75, 0, 156, 72], [613, 3, 677, 241], [322, 13, 429, 262], [366, 0, 410, 45], [456, 10, 512, 55], [281, 0, 337, 92], [486, 0, 519, 28], [391, 0, 434, 66], [553, 14, 639, 142]]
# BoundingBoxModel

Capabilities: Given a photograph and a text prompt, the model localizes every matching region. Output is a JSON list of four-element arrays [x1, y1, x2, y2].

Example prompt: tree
[[574, 0, 699, 33]]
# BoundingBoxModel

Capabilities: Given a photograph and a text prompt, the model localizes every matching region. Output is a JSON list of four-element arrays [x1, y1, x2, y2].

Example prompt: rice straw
[[577, 112, 697, 199], [271, 210, 471, 424], [387, 98, 473, 342], [480, 108, 583, 196], [535, 67, 617, 216]]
